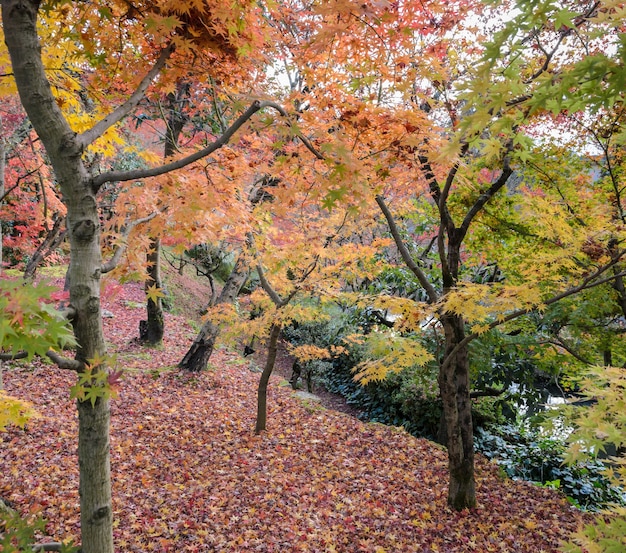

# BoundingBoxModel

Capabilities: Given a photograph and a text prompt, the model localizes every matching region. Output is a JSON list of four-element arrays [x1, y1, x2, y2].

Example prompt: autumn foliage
[[0, 277, 585, 552]]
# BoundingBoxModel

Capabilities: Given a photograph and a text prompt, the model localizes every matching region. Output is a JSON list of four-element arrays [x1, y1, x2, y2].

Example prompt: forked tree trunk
[[3, 2, 114, 551], [179, 253, 249, 371], [439, 313, 476, 510], [255, 322, 281, 434]]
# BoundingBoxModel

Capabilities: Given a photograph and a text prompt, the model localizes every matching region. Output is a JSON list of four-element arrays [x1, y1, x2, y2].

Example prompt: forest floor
[[0, 264, 589, 552]]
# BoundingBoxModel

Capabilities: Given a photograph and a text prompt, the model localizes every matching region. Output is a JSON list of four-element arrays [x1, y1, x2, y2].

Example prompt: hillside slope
[[0, 275, 586, 552]]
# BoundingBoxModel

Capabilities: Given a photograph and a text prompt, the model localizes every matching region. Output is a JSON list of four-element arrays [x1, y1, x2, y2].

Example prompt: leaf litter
[[0, 280, 587, 552]]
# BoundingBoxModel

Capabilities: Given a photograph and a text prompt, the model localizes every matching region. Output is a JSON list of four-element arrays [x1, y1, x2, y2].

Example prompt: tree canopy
[[1, 0, 626, 550]]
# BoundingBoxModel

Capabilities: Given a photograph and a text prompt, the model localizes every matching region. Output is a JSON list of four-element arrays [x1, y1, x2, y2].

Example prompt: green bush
[[283, 307, 506, 442], [475, 423, 626, 510]]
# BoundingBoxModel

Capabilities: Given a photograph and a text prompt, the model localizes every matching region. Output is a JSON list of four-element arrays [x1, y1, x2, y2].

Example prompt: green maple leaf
[[554, 9, 575, 30]]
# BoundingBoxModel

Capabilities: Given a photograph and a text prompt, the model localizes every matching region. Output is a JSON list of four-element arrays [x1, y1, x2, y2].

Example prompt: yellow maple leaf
[[145, 284, 165, 303]]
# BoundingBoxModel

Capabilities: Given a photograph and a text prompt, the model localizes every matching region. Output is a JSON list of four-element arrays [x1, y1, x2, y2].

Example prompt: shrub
[[475, 423, 625, 510]]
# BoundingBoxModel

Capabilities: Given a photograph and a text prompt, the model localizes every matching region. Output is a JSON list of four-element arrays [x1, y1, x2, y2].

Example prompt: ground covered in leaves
[[1, 276, 587, 552]]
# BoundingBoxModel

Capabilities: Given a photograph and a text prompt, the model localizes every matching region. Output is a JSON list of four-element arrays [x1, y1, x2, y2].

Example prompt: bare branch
[[375, 194, 439, 303], [77, 44, 175, 149]]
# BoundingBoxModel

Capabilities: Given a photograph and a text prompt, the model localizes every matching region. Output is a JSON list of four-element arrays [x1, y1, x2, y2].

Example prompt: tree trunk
[[439, 313, 476, 510], [2, 2, 114, 551], [139, 238, 164, 345], [77, 397, 112, 549], [178, 321, 219, 372], [255, 323, 281, 434], [179, 253, 249, 371], [141, 83, 190, 345], [23, 212, 67, 280]]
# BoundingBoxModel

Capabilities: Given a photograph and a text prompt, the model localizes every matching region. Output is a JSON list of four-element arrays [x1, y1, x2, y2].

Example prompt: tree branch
[[256, 100, 325, 160], [77, 44, 175, 149], [459, 161, 513, 240], [440, 257, 626, 374], [90, 100, 266, 191], [375, 194, 439, 303], [417, 154, 455, 283], [45, 350, 84, 371], [439, 142, 469, 209], [545, 338, 593, 365], [101, 212, 158, 274], [256, 263, 286, 307], [418, 154, 456, 233]]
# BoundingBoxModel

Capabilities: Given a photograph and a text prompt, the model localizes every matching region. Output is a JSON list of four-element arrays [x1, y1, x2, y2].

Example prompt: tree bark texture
[[178, 320, 219, 372], [77, 397, 112, 551], [255, 323, 281, 434], [179, 253, 249, 371], [2, 2, 114, 551], [439, 313, 476, 510]]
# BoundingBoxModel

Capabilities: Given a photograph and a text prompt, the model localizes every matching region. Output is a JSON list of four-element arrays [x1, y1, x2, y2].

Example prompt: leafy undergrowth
[[1, 280, 587, 552]]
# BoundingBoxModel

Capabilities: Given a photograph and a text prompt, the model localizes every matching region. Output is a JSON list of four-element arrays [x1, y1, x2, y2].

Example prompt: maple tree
[[247, 0, 626, 513], [0, 98, 65, 273], [0, 0, 284, 549], [483, 2, 626, 548], [138, 82, 191, 346], [1, 274, 588, 552], [1, 0, 626, 550]]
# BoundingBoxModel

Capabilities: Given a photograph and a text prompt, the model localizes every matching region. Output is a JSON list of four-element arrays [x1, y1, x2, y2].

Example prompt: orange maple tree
[[0, 0, 288, 550]]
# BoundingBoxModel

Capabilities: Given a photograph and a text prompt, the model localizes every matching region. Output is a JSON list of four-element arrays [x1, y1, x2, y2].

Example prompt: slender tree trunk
[[439, 313, 476, 510], [255, 323, 281, 434], [139, 239, 164, 345], [179, 253, 249, 371], [3, 2, 114, 551], [140, 82, 190, 345], [23, 212, 66, 280]]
